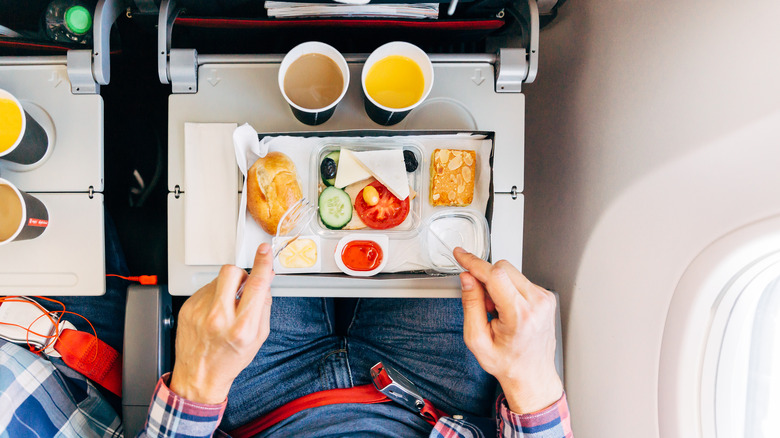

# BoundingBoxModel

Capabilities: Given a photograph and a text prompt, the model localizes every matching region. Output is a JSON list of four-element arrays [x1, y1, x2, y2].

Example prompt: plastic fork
[[237, 199, 317, 300], [273, 198, 318, 260]]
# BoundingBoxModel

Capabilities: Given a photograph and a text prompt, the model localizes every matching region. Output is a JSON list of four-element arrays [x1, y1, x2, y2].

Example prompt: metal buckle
[[371, 362, 427, 414]]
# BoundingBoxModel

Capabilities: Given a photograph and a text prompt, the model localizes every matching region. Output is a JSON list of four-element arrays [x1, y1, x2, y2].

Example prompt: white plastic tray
[[0, 64, 104, 192], [168, 61, 525, 296], [0, 193, 105, 296]]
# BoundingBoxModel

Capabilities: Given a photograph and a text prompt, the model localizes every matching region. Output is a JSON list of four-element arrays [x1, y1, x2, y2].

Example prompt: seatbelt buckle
[[371, 362, 427, 414]]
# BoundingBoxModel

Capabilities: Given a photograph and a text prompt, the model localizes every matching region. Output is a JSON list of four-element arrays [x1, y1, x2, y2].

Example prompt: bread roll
[[247, 152, 302, 235]]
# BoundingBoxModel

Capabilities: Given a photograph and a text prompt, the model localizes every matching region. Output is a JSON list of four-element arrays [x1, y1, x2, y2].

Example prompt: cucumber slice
[[318, 186, 352, 229], [321, 150, 340, 186]]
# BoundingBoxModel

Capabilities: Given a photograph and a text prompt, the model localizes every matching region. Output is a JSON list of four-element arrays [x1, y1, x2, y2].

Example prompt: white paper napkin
[[184, 123, 239, 265], [235, 133, 492, 272]]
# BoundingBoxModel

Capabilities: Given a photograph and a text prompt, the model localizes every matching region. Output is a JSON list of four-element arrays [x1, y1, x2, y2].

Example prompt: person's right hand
[[169, 243, 275, 405], [454, 247, 563, 414]]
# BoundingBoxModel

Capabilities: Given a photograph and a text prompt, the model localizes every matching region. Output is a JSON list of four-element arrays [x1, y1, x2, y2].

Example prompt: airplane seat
[[122, 285, 173, 437]]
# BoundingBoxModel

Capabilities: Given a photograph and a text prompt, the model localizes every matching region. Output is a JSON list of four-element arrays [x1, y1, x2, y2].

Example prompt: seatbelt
[[229, 362, 447, 438], [0, 296, 122, 397], [54, 328, 123, 397]]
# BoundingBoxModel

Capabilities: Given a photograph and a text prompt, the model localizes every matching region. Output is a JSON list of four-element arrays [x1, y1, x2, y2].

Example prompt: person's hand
[[454, 247, 563, 414], [169, 243, 275, 404]]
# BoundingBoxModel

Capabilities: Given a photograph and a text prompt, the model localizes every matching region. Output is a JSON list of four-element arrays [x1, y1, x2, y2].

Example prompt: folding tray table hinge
[[65, 0, 123, 95], [159, 0, 198, 94], [169, 49, 199, 94], [495, 0, 539, 93]]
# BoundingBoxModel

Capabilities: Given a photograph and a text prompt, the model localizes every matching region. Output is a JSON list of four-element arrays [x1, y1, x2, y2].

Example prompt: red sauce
[[341, 240, 383, 272]]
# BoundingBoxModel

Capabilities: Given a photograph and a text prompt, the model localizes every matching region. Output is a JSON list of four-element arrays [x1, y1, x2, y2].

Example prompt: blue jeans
[[222, 297, 497, 433]]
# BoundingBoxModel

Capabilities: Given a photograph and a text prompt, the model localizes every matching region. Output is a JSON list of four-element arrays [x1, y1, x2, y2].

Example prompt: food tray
[[234, 132, 494, 273], [310, 140, 424, 239]]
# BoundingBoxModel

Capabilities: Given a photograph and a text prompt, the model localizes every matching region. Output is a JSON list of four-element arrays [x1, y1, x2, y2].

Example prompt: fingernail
[[460, 275, 474, 291], [454, 247, 467, 254], [258, 244, 270, 254]]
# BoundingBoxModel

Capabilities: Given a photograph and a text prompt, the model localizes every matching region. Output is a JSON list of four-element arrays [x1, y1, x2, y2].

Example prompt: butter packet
[[272, 235, 322, 274]]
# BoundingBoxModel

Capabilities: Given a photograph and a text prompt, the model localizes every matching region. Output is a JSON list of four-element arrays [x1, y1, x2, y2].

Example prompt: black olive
[[403, 150, 418, 172], [321, 157, 337, 180]]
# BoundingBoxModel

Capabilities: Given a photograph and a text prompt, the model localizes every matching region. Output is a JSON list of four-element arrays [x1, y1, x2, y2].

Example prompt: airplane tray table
[[0, 64, 104, 192], [168, 61, 524, 297], [0, 194, 105, 296], [0, 63, 105, 296]]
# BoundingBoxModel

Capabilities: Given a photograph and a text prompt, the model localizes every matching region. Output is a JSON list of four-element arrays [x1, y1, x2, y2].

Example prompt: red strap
[[53, 329, 122, 397], [420, 400, 448, 426], [176, 17, 505, 31], [230, 384, 446, 437]]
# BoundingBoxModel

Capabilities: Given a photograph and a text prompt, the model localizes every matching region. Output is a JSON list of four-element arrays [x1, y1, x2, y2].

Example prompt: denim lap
[[222, 297, 497, 431], [222, 297, 346, 430], [346, 298, 497, 418]]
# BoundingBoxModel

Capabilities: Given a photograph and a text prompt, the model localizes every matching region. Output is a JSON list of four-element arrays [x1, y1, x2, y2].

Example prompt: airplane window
[[713, 273, 780, 438], [743, 277, 780, 437]]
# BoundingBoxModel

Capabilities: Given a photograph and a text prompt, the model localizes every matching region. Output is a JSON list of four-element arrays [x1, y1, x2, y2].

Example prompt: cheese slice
[[334, 149, 372, 188], [350, 149, 410, 200]]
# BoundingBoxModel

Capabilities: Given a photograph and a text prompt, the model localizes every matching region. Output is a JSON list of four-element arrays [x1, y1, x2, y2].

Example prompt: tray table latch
[[66, 0, 124, 95]]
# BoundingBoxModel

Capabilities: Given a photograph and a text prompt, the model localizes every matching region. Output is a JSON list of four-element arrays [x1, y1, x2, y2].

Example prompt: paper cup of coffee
[[0, 178, 49, 246], [362, 42, 434, 126], [279, 42, 350, 126], [0, 89, 51, 166]]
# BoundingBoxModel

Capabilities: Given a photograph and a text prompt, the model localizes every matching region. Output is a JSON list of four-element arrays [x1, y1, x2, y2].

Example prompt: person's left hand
[[169, 243, 274, 404]]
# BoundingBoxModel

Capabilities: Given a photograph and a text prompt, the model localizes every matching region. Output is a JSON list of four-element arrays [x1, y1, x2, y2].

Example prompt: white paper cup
[[279, 42, 350, 126], [0, 178, 49, 246], [0, 89, 51, 166], [361, 42, 434, 126]]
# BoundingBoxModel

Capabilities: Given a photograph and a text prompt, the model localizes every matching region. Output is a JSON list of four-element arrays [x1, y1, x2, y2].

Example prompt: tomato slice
[[355, 181, 410, 230]]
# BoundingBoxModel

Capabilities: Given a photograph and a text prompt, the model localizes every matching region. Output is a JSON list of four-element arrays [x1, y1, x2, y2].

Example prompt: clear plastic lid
[[423, 209, 490, 274]]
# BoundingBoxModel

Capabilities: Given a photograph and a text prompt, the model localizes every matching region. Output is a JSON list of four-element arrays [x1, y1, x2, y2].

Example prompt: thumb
[[460, 272, 491, 351], [237, 243, 274, 314]]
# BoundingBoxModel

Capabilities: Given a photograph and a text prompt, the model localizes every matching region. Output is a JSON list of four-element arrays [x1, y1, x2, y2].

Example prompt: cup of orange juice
[[362, 42, 434, 126], [0, 89, 51, 167]]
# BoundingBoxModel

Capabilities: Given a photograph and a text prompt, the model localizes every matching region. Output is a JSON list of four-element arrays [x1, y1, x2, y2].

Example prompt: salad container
[[310, 139, 424, 239]]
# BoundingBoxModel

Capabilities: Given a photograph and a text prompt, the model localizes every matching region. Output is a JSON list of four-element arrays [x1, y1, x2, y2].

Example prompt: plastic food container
[[310, 139, 424, 239], [334, 234, 389, 277], [423, 209, 490, 274], [272, 235, 322, 274]]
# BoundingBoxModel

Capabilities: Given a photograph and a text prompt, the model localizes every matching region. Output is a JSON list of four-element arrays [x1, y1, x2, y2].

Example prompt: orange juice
[[0, 98, 23, 153], [365, 55, 424, 109]]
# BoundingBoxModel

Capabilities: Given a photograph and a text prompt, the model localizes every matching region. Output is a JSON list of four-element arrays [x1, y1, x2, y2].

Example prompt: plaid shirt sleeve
[[137, 373, 228, 438], [430, 393, 572, 438], [0, 339, 122, 437]]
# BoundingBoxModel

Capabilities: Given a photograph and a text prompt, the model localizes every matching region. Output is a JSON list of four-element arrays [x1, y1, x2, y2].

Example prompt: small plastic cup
[[279, 42, 350, 126], [361, 42, 434, 126], [423, 209, 490, 274], [334, 234, 389, 277]]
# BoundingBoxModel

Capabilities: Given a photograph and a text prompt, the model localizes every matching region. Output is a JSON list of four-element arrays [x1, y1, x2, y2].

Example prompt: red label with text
[[28, 218, 48, 227]]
